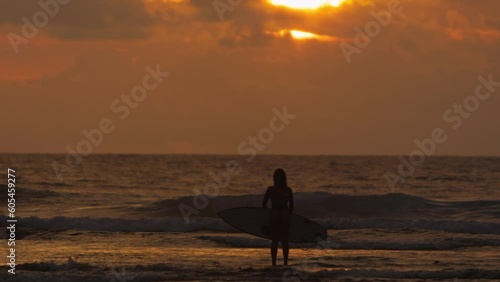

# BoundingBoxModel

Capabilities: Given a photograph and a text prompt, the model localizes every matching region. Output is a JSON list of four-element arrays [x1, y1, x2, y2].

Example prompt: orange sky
[[1, 0, 500, 155]]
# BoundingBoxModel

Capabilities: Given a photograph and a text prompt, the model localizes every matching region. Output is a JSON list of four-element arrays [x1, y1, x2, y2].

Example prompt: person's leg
[[282, 240, 289, 265], [281, 208, 291, 265], [270, 209, 280, 266], [271, 239, 278, 266]]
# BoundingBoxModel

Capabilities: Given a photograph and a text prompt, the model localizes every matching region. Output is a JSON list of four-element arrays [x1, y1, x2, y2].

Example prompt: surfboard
[[217, 207, 327, 243]]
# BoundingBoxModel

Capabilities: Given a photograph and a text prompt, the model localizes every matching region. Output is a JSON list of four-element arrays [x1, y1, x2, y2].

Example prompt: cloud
[[0, 0, 156, 40], [3, 0, 500, 46], [2, 0, 500, 154]]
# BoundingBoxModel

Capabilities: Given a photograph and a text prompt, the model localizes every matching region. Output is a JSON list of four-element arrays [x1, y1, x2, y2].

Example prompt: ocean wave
[[0, 215, 228, 233], [320, 218, 500, 235], [135, 192, 500, 223], [198, 234, 500, 250], [0, 185, 61, 200], [3, 214, 499, 235], [5, 187, 500, 223], [2, 191, 499, 234], [139, 192, 434, 218]]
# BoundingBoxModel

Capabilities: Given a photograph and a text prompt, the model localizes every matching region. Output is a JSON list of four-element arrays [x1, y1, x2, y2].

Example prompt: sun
[[271, 29, 337, 42], [289, 30, 319, 39], [268, 0, 346, 9]]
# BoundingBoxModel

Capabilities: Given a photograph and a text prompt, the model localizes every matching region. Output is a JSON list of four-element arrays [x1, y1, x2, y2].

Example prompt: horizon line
[[1, 152, 500, 158]]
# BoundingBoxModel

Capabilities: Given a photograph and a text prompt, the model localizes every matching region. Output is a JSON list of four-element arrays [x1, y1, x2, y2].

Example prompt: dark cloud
[[2, 0, 500, 44], [0, 0, 155, 39]]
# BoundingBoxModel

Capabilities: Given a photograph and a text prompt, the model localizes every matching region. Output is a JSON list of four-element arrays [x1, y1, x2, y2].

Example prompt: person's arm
[[288, 187, 294, 213], [262, 187, 270, 208]]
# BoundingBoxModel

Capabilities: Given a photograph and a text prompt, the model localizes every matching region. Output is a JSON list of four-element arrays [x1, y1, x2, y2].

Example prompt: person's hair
[[273, 168, 287, 188]]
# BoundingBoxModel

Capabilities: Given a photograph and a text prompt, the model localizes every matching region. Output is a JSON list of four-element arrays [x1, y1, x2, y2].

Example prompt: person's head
[[273, 168, 287, 188]]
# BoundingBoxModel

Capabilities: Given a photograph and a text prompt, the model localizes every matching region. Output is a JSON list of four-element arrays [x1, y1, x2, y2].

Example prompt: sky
[[1, 0, 500, 155]]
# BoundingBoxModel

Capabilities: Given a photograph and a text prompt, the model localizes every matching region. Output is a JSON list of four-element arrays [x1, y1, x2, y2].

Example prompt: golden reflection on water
[[19, 236, 337, 268], [12, 233, 500, 273]]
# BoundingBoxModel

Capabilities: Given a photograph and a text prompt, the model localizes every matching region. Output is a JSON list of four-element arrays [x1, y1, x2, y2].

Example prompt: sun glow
[[290, 30, 320, 39], [273, 29, 337, 41], [269, 0, 346, 9]]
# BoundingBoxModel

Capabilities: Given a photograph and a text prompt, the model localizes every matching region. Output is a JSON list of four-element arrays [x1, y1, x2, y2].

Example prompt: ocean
[[1, 154, 499, 281]]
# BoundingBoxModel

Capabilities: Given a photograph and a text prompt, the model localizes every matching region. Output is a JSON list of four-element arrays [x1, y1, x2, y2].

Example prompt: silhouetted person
[[262, 168, 294, 266]]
